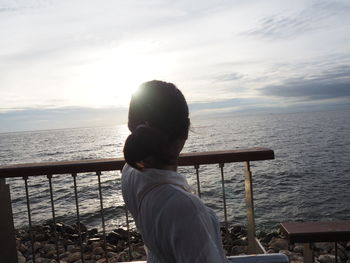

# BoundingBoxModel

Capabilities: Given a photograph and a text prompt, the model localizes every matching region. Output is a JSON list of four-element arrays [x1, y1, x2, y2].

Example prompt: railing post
[[0, 178, 19, 263], [244, 161, 257, 254]]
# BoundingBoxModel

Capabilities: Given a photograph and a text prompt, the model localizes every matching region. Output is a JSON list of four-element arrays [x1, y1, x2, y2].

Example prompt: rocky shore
[[15, 222, 350, 263]]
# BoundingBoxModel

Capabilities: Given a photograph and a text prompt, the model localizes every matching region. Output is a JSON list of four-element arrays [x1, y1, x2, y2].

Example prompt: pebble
[[268, 237, 289, 251], [67, 252, 81, 263], [15, 222, 348, 263], [318, 254, 336, 263]]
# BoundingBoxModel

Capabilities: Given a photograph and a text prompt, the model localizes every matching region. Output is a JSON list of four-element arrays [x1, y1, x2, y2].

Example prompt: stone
[[106, 232, 121, 244], [67, 252, 81, 263], [314, 242, 334, 253], [93, 246, 104, 255], [67, 245, 75, 252], [17, 251, 26, 263], [36, 234, 47, 242], [87, 228, 98, 237], [230, 245, 247, 255], [318, 254, 336, 263], [293, 245, 304, 253], [269, 238, 289, 251], [231, 225, 247, 236], [279, 249, 292, 256], [131, 250, 143, 259], [114, 228, 129, 240], [107, 251, 118, 258], [43, 243, 56, 253], [290, 254, 304, 262], [59, 251, 70, 259], [62, 225, 76, 235]]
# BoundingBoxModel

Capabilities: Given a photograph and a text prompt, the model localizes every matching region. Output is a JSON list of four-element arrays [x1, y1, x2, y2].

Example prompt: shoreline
[[15, 222, 350, 263]]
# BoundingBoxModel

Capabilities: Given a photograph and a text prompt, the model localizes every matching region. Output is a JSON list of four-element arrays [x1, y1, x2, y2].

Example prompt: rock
[[332, 244, 348, 261], [291, 254, 304, 261], [231, 225, 247, 236], [59, 251, 70, 259], [35, 234, 47, 242], [293, 245, 304, 253], [107, 251, 118, 258], [34, 241, 42, 252], [74, 222, 87, 233], [88, 237, 100, 243], [18, 243, 28, 253], [35, 257, 49, 263], [279, 249, 292, 256], [62, 225, 76, 235], [131, 250, 143, 259], [67, 252, 81, 263], [230, 245, 247, 255], [106, 232, 121, 244], [269, 238, 289, 251], [67, 245, 75, 252], [114, 228, 129, 240], [17, 251, 26, 263], [314, 242, 334, 253], [93, 246, 104, 255], [87, 228, 98, 237], [43, 243, 55, 253], [346, 241, 350, 250], [318, 254, 336, 263], [231, 239, 248, 246]]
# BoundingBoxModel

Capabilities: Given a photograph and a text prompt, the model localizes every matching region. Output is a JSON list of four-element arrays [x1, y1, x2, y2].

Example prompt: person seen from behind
[[122, 80, 227, 263]]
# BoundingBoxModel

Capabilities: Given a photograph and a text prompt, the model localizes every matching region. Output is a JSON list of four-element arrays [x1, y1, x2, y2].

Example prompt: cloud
[[261, 65, 350, 100], [215, 72, 244, 82], [245, 0, 350, 39]]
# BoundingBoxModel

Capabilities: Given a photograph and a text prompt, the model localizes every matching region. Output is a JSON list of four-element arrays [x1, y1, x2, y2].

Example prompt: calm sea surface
[[1, 109, 350, 231]]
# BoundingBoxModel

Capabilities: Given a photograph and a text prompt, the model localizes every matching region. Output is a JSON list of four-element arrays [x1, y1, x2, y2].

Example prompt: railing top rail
[[0, 147, 273, 178]]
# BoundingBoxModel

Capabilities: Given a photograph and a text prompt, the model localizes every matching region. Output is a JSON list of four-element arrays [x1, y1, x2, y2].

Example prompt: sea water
[[1, 109, 349, 231]]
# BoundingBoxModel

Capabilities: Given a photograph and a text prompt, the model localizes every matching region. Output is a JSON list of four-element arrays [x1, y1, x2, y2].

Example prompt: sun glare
[[79, 41, 170, 108]]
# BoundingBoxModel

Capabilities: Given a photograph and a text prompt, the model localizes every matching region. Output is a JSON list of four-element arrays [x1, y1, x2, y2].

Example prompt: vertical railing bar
[[244, 161, 257, 253], [125, 206, 132, 261], [72, 173, 85, 263], [194, 164, 201, 198], [219, 163, 228, 231], [335, 242, 338, 263], [96, 171, 109, 263], [47, 174, 60, 263], [23, 176, 36, 263]]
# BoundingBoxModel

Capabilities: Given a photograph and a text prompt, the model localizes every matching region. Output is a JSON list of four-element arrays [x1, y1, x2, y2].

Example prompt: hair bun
[[123, 126, 169, 169]]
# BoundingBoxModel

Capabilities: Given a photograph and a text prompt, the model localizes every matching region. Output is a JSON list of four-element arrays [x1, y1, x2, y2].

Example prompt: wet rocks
[[16, 222, 350, 263]]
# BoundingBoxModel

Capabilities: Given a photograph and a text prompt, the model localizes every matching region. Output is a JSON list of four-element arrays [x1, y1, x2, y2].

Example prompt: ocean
[[1, 109, 350, 232]]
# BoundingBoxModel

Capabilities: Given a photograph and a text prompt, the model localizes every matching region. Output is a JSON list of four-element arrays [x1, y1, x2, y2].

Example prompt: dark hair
[[123, 80, 189, 169]]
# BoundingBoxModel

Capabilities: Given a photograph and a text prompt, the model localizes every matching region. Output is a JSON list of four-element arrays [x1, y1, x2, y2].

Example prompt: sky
[[1, 0, 350, 132]]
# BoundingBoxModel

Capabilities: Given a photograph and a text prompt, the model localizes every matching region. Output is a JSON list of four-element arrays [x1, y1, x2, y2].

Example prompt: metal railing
[[0, 147, 274, 263]]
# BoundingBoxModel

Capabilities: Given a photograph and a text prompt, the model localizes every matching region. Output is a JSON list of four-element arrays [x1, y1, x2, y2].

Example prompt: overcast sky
[[1, 0, 350, 132]]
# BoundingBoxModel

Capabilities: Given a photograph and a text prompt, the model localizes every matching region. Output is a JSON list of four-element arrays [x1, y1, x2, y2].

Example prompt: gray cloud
[[245, 0, 350, 38], [215, 72, 244, 82], [261, 65, 350, 100]]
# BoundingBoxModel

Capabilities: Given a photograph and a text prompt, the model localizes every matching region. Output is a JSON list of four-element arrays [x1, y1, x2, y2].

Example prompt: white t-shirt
[[121, 164, 227, 263]]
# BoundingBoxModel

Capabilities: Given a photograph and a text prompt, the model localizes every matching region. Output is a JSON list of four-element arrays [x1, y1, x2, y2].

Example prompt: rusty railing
[[0, 147, 274, 262]]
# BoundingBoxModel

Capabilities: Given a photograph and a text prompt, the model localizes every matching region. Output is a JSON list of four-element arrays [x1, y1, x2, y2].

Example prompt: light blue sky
[[1, 0, 350, 132]]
